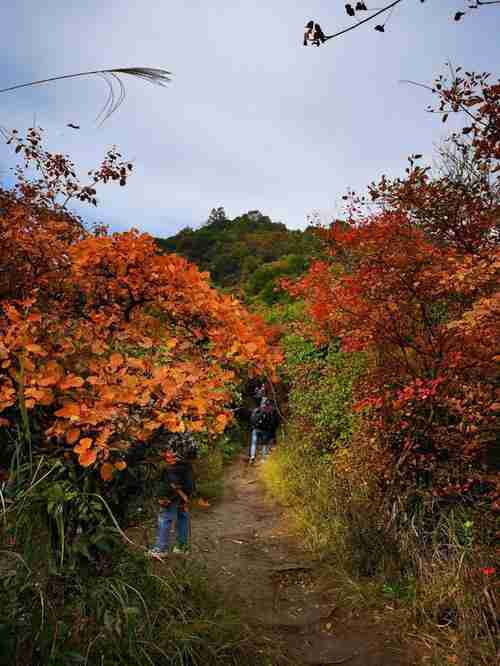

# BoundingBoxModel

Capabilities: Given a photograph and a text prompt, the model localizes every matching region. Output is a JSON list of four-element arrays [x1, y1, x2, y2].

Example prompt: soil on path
[[143, 457, 415, 665]]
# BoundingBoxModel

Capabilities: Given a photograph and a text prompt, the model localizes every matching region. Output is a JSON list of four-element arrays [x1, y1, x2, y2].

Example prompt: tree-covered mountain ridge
[[155, 207, 321, 304]]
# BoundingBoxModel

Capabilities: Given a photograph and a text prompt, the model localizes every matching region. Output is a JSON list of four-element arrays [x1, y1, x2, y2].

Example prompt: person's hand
[[158, 498, 170, 507], [163, 451, 177, 466]]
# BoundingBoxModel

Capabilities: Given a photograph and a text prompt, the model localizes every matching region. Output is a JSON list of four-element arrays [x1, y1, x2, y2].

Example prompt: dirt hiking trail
[[144, 456, 415, 665]]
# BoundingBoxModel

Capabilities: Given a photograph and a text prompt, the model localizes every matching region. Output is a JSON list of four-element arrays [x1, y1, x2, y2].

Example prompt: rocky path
[[144, 457, 414, 665]]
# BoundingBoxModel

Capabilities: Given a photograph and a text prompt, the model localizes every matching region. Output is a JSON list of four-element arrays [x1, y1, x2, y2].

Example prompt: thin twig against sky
[[324, 0, 405, 41]]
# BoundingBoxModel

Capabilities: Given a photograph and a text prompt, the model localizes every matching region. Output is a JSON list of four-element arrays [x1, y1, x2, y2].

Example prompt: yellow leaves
[[197, 498, 210, 508], [55, 402, 81, 421], [100, 462, 114, 482]]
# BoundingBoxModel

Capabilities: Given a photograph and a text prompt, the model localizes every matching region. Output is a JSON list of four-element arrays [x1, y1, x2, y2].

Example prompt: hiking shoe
[[172, 544, 190, 555], [249, 457, 256, 464], [147, 548, 167, 560]]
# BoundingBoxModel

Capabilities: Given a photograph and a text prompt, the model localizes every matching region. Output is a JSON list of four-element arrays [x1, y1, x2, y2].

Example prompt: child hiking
[[249, 397, 279, 464], [148, 430, 199, 558]]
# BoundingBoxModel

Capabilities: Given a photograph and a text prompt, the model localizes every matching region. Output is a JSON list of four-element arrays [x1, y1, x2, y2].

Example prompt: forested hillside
[[156, 208, 320, 303]]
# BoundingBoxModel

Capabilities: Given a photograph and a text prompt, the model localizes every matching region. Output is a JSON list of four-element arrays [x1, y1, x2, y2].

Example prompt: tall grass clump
[[0, 426, 274, 666], [0, 543, 270, 666], [261, 336, 386, 571]]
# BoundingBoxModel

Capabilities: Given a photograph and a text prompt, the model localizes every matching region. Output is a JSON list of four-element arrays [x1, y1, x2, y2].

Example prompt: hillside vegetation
[[156, 208, 320, 304]]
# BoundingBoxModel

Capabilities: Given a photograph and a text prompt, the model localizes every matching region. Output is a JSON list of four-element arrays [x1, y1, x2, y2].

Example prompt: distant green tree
[[205, 206, 228, 227], [156, 209, 321, 297]]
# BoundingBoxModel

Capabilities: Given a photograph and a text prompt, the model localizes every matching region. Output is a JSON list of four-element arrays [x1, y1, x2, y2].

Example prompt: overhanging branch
[[324, 0, 405, 42]]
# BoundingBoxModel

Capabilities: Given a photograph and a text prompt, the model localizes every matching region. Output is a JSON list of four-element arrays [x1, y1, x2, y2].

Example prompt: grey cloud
[[1, 0, 499, 234]]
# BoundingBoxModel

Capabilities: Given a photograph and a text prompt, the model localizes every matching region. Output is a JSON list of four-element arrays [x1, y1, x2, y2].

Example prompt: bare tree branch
[[316, 0, 499, 45], [324, 0, 405, 42]]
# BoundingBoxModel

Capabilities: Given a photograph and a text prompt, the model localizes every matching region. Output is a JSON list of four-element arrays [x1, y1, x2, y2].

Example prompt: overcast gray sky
[[1, 0, 499, 236]]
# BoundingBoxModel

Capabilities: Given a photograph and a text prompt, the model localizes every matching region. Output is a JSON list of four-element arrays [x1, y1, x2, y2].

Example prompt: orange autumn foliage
[[0, 128, 281, 477]]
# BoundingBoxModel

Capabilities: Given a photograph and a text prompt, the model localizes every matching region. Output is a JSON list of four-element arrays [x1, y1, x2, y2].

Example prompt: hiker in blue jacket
[[249, 397, 279, 464]]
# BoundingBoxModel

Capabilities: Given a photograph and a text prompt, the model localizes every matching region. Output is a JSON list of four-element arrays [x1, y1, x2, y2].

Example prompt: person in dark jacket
[[249, 398, 279, 463], [148, 430, 199, 558]]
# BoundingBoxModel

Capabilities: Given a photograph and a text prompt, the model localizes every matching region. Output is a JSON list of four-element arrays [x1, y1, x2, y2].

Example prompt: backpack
[[251, 407, 275, 430]]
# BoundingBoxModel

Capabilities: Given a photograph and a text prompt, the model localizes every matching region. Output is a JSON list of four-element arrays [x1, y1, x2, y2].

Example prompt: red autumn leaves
[[286, 70, 499, 512]]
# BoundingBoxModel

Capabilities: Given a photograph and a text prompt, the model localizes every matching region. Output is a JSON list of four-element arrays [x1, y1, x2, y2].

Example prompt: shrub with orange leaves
[[0, 128, 281, 486]]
